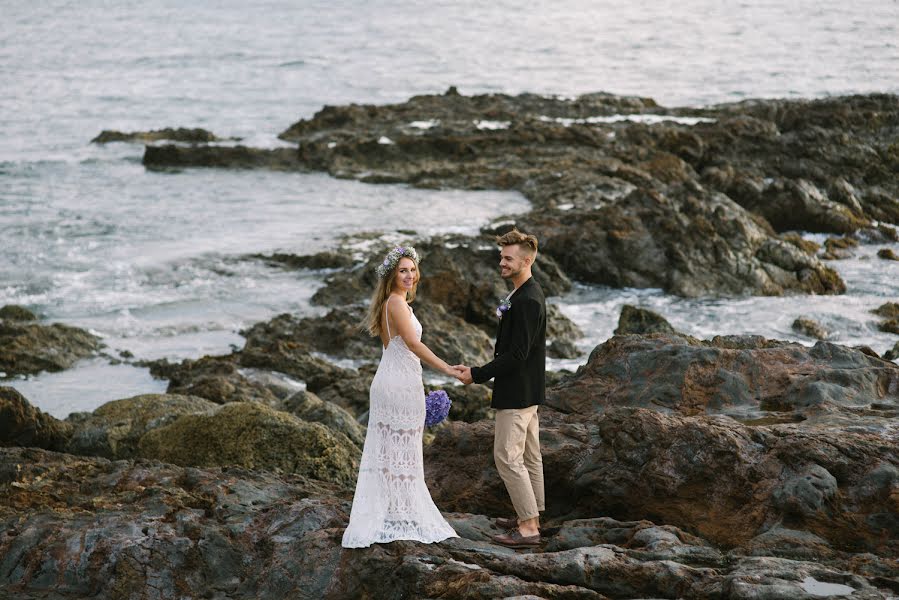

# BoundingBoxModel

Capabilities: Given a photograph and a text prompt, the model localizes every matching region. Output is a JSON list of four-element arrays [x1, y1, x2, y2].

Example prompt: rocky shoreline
[[2, 89, 899, 598]]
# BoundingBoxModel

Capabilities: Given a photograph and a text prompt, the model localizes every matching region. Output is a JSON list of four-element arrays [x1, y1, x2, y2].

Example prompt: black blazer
[[471, 277, 546, 409]]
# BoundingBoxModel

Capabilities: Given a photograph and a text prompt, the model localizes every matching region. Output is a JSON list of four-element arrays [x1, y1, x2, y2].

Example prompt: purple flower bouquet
[[424, 390, 452, 427]]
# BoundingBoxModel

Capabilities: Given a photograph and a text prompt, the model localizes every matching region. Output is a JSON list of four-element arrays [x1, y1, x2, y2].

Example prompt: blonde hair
[[496, 229, 538, 257], [364, 257, 421, 337]]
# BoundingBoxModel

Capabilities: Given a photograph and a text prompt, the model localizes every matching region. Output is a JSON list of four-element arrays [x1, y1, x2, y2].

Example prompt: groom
[[456, 229, 546, 548]]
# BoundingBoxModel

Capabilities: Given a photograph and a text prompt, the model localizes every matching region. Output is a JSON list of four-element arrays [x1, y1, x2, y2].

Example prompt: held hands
[[452, 364, 474, 385]]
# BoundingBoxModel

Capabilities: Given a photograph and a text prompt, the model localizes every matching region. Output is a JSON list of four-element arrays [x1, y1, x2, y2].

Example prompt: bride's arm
[[388, 300, 457, 377]]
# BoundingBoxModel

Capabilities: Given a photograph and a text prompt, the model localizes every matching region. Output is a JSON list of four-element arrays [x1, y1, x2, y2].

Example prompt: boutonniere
[[496, 298, 512, 319]]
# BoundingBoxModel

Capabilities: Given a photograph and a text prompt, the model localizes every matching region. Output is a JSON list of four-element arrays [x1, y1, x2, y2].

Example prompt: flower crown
[[375, 245, 420, 279]]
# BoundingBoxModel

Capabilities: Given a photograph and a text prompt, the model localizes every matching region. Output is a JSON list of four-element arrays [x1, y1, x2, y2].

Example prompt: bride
[[341, 245, 459, 548]]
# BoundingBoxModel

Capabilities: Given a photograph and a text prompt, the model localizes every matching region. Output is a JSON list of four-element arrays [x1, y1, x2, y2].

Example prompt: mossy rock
[[66, 393, 217, 459], [138, 402, 360, 487], [872, 303, 899, 319], [0, 305, 37, 321], [0, 321, 100, 376]]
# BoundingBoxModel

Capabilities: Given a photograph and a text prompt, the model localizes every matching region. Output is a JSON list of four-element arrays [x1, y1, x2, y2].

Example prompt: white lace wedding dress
[[341, 302, 458, 548]]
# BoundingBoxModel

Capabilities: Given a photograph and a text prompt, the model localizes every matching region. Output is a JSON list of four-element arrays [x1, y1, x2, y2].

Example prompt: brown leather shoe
[[491, 530, 541, 548], [494, 516, 519, 530]]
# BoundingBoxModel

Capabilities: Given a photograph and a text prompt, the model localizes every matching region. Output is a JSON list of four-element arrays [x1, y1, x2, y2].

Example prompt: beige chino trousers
[[494, 405, 545, 521]]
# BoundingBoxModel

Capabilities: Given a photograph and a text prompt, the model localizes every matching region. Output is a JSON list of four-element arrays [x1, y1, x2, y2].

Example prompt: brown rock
[[877, 248, 899, 261], [792, 316, 829, 340], [0, 387, 70, 450], [614, 304, 677, 335]]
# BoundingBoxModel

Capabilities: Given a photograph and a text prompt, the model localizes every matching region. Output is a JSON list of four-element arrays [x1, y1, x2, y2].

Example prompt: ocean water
[[2, 0, 898, 417]]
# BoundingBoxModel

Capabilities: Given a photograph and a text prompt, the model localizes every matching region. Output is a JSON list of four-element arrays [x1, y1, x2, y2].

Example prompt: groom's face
[[499, 244, 529, 279]]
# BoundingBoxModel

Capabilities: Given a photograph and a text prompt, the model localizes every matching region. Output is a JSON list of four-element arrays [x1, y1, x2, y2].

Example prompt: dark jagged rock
[[139, 91, 899, 296], [143, 144, 303, 170], [248, 250, 356, 270], [91, 127, 234, 144], [5, 447, 895, 599], [138, 402, 360, 486], [307, 235, 580, 351], [545, 334, 899, 426], [879, 319, 899, 335], [0, 387, 70, 450], [792, 316, 829, 340], [416, 302, 494, 367], [614, 304, 677, 335], [0, 318, 101, 377], [238, 316, 344, 384], [519, 185, 846, 296], [0, 305, 36, 321], [425, 407, 899, 558]]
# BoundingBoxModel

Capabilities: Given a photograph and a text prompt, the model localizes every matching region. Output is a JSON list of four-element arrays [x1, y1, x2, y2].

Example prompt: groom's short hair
[[496, 229, 538, 257]]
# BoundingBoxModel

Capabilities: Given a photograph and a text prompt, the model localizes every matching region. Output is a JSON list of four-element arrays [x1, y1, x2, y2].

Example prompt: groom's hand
[[453, 365, 473, 385]]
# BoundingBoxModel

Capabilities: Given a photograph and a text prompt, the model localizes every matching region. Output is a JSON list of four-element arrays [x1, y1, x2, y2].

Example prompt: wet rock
[[143, 145, 303, 170], [138, 402, 360, 486], [877, 248, 899, 261], [0, 318, 101, 377], [0, 305, 36, 321], [65, 393, 217, 459], [281, 390, 365, 446], [614, 304, 677, 335], [879, 319, 899, 335], [91, 127, 234, 144], [544, 334, 899, 425], [792, 317, 829, 340], [0, 387, 70, 450]]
